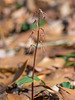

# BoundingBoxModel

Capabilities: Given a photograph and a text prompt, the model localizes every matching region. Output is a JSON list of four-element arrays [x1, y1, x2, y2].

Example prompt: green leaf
[[30, 19, 45, 29], [62, 82, 72, 89], [21, 23, 29, 31], [73, 85, 75, 89], [39, 19, 45, 26], [34, 75, 41, 81], [16, 76, 33, 85], [60, 56, 68, 62], [66, 53, 75, 58], [65, 62, 75, 67], [41, 80, 46, 86], [30, 23, 37, 29], [34, 75, 46, 85], [16, 2, 23, 9]]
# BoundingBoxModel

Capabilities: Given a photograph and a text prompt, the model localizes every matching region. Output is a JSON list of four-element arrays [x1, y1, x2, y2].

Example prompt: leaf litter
[[0, 0, 75, 100]]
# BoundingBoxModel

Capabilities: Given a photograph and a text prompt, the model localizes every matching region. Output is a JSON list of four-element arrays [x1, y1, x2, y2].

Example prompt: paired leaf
[[16, 75, 46, 86], [16, 76, 33, 85], [34, 75, 41, 81], [34, 75, 46, 85]]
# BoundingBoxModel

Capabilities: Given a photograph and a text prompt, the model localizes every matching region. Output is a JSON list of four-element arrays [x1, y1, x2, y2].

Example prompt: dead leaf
[[43, 67, 74, 87], [3, 0, 16, 5], [0, 55, 31, 71], [59, 2, 71, 17], [36, 57, 65, 72], [60, 86, 75, 96], [11, 8, 27, 19], [0, 60, 27, 93], [8, 94, 29, 100], [0, 92, 8, 100], [46, 78, 69, 88], [27, 0, 37, 11], [59, 86, 75, 100]]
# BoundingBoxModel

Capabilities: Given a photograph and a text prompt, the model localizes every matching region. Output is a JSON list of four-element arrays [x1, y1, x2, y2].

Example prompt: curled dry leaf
[[42, 67, 74, 88], [59, 86, 75, 96], [59, 86, 75, 100], [36, 57, 65, 72], [0, 60, 27, 93], [0, 55, 31, 71], [23, 85, 46, 99]]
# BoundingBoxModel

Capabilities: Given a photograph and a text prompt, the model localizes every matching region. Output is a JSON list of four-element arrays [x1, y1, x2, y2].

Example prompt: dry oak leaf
[[0, 55, 32, 71], [36, 57, 65, 72], [8, 94, 29, 100], [60, 86, 75, 96], [59, 86, 75, 100], [0, 60, 27, 93]]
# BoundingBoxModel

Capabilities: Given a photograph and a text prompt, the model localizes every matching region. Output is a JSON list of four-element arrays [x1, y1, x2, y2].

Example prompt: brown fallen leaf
[[46, 78, 69, 88], [59, 86, 75, 100], [0, 92, 8, 100], [43, 67, 74, 87], [27, 0, 53, 11], [59, 86, 75, 96], [47, 47, 75, 57], [23, 85, 46, 99], [36, 57, 65, 72], [27, 0, 37, 11], [0, 55, 32, 71], [0, 19, 14, 38], [59, 2, 71, 17], [0, 73, 6, 79], [3, 0, 16, 5], [9, 32, 31, 49], [0, 86, 46, 100], [8, 94, 29, 100], [0, 51, 45, 72], [47, 67, 74, 80], [0, 60, 27, 93], [11, 8, 27, 19], [44, 85, 63, 100], [8, 85, 46, 100]]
